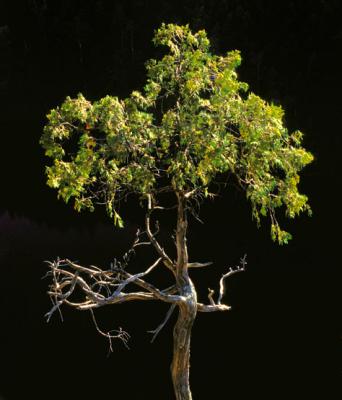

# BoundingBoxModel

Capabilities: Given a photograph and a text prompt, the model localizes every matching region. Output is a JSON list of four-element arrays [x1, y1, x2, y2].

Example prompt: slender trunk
[[171, 278, 197, 400], [171, 192, 197, 400]]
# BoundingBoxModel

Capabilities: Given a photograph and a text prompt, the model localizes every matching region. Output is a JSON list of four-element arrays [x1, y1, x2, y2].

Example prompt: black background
[[0, 1, 341, 399]]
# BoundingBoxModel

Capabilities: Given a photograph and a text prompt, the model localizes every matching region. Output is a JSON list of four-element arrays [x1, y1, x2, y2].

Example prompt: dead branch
[[197, 254, 247, 312], [187, 261, 213, 269], [89, 309, 130, 353], [111, 257, 162, 296], [45, 257, 183, 318], [44, 253, 185, 350], [44, 212, 185, 349], [196, 303, 231, 312], [113, 269, 183, 304], [207, 288, 215, 305], [217, 254, 247, 304], [148, 303, 176, 343], [145, 194, 175, 272]]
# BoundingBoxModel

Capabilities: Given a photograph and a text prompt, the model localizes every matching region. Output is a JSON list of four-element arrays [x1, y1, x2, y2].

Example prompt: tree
[[40, 23, 313, 400]]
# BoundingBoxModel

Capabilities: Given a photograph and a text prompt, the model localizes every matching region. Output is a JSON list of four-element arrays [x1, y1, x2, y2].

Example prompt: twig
[[207, 288, 215, 305], [148, 303, 176, 343], [89, 309, 130, 354]]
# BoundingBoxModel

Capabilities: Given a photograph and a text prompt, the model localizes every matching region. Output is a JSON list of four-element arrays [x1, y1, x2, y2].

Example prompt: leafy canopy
[[40, 23, 313, 243]]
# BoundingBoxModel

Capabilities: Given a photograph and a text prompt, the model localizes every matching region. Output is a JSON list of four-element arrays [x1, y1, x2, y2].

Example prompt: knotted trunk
[[170, 192, 197, 400], [171, 278, 197, 400]]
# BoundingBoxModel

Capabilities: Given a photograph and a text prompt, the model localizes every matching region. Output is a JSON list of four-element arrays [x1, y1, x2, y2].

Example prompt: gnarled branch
[[45, 257, 183, 316], [44, 253, 184, 350], [197, 254, 247, 312]]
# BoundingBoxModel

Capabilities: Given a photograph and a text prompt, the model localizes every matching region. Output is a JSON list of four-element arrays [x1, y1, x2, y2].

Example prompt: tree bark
[[171, 278, 197, 400], [171, 192, 197, 400]]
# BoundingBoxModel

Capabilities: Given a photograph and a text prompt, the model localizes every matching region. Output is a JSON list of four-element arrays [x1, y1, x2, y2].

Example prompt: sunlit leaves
[[40, 23, 313, 242]]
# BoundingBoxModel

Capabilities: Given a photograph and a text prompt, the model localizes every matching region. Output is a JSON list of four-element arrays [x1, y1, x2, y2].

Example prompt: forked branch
[[197, 254, 247, 312], [45, 257, 183, 316], [90, 309, 130, 352], [43, 211, 183, 351]]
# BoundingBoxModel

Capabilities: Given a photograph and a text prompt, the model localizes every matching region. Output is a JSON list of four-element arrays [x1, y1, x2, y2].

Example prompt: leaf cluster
[[40, 23, 313, 243]]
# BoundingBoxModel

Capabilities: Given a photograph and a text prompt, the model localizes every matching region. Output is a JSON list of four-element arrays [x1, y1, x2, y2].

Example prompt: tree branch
[[197, 254, 247, 312], [112, 267, 183, 304], [218, 254, 247, 304], [111, 257, 162, 297], [46, 257, 182, 313], [197, 303, 231, 312], [74, 291, 157, 310], [44, 251, 184, 350], [148, 303, 176, 343], [89, 309, 130, 353], [187, 261, 213, 269], [145, 194, 175, 272]]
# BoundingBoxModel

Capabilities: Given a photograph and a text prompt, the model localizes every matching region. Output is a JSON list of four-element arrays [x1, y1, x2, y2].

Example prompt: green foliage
[[40, 23, 313, 243]]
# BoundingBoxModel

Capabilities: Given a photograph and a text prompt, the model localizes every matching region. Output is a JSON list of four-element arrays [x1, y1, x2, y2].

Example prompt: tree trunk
[[171, 192, 197, 400], [171, 278, 197, 400]]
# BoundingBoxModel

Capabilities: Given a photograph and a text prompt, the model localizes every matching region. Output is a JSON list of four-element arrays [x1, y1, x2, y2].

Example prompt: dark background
[[0, 1, 341, 399]]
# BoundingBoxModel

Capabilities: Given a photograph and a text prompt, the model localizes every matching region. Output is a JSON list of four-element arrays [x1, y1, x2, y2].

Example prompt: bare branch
[[89, 309, 130, 353], [162, 284, 178, 295], [207, 288, 215, 305], [74, 292, 157, 310], [148, 303, 176, 343], [187, 262, 213, 269], [44, 252, 183, 349], [145, 194, 175, 272], [218, 254, 247, 305], [111, 257, 162, 297], [131, 228, 151, 249], [197, 255, 247, 312], [197, 303, 231, 312], [45, 264, 80, 322], [51, 259, 110, 278], [133, 241, 152, 248], [114, 269, 183, 304], [46, 257, 182, 317]]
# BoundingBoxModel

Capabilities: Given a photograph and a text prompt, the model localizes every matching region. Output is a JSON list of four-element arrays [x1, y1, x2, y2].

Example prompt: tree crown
[[40, 23, 313, 243]]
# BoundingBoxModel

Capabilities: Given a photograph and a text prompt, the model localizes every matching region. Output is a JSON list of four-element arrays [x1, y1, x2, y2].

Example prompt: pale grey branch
[[197, 303, 231, 312], [197, 255, 247, 312], [114, 269, 183, 304], [188, 261, 213, 269], [75, 292, 157, 310], [148, 303, 176, 343], [218, 254, 247, 305], [111, 257, 162, 297], [46, 256, 182, 320], [207, 288, 215, 305]]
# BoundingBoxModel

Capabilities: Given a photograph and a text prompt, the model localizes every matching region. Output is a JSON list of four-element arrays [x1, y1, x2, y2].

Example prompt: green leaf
[[41, 23, 313, 244], [113, 211, 124, 228]]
